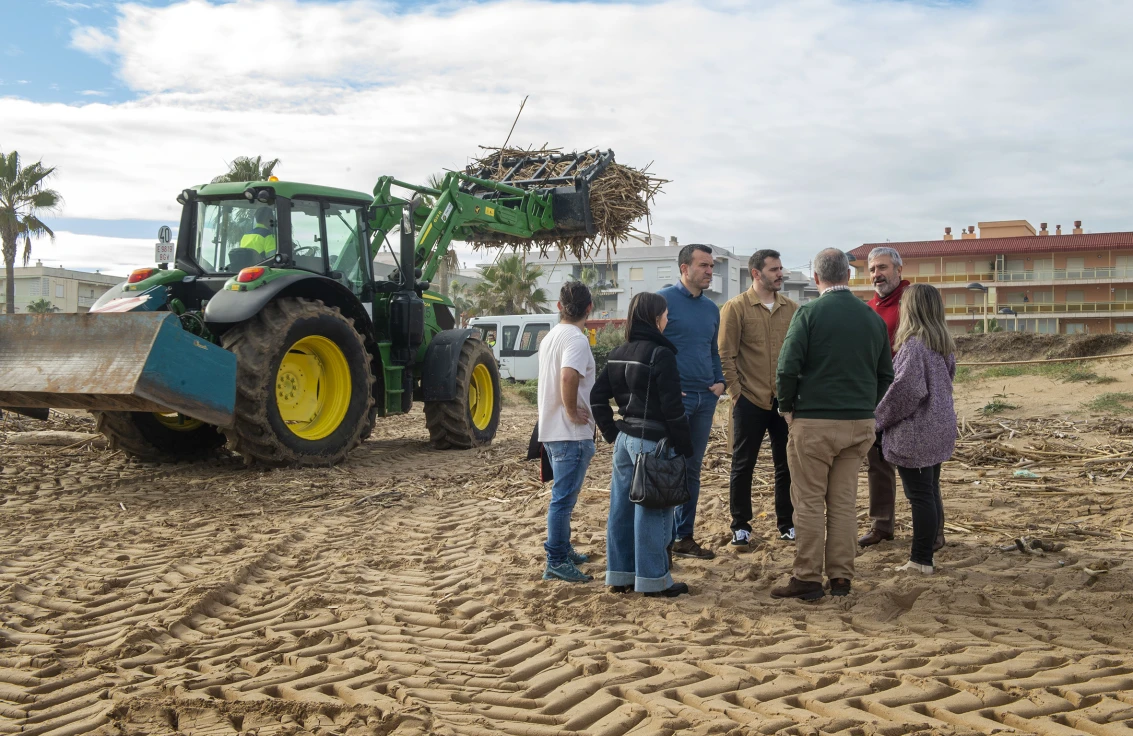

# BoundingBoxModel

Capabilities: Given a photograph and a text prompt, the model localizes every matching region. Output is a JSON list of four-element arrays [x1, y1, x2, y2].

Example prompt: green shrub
[[591, 325, 626, 375]]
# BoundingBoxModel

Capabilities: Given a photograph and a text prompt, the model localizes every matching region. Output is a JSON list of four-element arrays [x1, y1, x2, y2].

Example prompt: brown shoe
[[828, 578, 851, 596], [671, 537, 715, 560], [770, 577, 825, 601], [858, 529, 894, 548]]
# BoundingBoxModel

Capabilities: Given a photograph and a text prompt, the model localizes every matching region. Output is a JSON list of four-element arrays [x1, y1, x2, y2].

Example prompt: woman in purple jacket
[[875, 284, 957, 575]]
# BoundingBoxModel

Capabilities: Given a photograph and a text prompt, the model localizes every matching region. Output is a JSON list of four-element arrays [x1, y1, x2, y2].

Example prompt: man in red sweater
[[859, 247, 910, 547]]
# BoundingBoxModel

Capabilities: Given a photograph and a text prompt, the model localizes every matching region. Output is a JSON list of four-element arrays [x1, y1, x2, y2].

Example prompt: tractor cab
[[176, 181, 375, 304]]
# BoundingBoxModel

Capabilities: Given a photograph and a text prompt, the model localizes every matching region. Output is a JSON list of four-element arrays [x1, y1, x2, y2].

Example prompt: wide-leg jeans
[[605, 433, 675, 593]]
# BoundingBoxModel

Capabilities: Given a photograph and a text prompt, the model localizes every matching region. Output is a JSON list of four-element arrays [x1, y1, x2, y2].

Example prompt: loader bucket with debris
[[460, 149, 615, 242], [0, 312, 236, 427]]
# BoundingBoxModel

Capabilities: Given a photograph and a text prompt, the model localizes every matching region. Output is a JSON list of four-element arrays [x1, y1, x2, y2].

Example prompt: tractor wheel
[[424, 338, 501, 450], [94, 410, 225, 462], [220, 298, 375, 466]]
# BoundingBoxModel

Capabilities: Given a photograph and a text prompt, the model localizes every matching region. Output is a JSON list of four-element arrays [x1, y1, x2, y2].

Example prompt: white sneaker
[[730, 529, 752, 546], [779, 527, 796, 541], [892, 560, 934, 575]]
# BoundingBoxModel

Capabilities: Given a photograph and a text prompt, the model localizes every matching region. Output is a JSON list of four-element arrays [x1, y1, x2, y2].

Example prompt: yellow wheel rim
[[153, 412, 203, 432], [275, 335, 352, 441], [469, 363, 494, 431]]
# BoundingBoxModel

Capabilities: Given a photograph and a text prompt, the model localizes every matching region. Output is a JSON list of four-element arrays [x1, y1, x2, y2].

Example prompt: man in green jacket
[[771, 248, 894, 600]]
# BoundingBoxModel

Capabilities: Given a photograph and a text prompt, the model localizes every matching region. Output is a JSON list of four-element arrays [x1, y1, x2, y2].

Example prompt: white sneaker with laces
[[779, 527, 796, 541], [892, 560, 934, 575], [730, 529, 752, 546]]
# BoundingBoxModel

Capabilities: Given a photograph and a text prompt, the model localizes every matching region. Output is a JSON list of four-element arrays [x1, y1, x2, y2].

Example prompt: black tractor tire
[[424, 338, 501, 450], [220, 297, 375, 466], [94, 411, 226, 462]]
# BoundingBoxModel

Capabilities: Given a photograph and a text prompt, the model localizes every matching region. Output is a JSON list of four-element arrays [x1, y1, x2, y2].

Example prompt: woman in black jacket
[[591, 292, 694, 598]]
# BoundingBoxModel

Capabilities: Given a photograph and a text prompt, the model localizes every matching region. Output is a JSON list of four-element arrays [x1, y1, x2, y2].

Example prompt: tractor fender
[[204, 274, 374, 337], [421, 328, 476, 402]]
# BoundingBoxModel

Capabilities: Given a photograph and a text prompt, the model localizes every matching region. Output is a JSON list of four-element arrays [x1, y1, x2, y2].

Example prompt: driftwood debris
[[465, 146, 667, 259]]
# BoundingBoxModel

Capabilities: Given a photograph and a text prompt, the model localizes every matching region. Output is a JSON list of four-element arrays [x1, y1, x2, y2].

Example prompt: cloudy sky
[[3, 0, 1132, 275]]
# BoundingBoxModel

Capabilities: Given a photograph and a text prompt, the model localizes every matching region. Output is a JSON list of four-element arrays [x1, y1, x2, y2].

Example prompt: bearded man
[[858, 246, 913, 548], [719, 249, 799, 546]]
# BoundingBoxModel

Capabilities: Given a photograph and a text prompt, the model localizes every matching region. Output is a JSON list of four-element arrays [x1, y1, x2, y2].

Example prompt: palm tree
[[1, 149, 61, 315], [450, 280, 476, 325], [211, 155, 281, 184], [26, 298, 58, 314], [474, 254, 548, 315]]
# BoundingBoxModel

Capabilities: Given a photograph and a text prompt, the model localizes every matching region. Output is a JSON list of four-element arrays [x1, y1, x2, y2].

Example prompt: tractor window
[[290, 200, 324, 273], [324, 204, 367, 296], [194, 199, 276, 273]]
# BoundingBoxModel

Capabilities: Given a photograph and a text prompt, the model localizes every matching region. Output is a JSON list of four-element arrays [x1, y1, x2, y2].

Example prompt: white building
[[0, 262, 124, 313]]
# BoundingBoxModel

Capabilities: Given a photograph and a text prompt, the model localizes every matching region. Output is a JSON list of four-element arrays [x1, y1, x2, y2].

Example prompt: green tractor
[[0, 151, 614, 465]]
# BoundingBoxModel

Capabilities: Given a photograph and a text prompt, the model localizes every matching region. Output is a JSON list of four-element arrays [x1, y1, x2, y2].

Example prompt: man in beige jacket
[[718, 249, 799, 546]]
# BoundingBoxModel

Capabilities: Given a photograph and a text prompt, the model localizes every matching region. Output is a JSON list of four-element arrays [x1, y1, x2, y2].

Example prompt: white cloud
[[29, 231, 151, 276], [69, 26, 115, 57], [78, 89, 108, 97], [9, 0, 1133, 270]]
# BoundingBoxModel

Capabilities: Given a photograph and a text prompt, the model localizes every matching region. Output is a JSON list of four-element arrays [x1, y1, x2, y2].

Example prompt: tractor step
[[0, 312, 236, 427]]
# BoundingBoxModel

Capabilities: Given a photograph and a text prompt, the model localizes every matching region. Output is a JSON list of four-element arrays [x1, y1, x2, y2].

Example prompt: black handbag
[[628, 348, 689, 509]]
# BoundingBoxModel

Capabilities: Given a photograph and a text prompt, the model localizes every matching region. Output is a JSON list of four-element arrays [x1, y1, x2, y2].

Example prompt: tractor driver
[[240, 207, 277, 256]]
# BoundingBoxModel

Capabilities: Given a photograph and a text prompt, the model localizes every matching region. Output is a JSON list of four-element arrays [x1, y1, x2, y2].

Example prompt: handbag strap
[[640, 345, 663, 425]]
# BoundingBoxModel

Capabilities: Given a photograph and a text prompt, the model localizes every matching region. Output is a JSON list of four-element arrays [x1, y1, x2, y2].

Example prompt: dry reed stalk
[[464, 146, 667, 260]]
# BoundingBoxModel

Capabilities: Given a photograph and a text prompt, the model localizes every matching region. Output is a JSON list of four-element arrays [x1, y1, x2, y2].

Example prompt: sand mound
[[955, 332, 1133, 362]]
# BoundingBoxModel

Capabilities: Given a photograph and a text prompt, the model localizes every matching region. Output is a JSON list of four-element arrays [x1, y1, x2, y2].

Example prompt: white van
[[469, 313, 559, 382]]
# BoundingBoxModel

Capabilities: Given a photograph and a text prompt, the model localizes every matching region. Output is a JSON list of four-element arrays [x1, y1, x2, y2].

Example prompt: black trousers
[[729, 396, 793, 534], [896, 463, 944, 566]]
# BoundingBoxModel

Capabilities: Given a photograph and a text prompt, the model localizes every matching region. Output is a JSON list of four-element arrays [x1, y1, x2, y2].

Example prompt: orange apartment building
[[847, 220, 1133, 335]]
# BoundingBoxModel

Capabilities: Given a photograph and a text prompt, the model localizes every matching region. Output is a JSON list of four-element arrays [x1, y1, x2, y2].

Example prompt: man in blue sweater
[[659, 244, 726, 560]]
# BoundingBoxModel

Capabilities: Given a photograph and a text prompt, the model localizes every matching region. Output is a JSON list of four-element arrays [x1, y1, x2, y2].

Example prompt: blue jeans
[[543, 439, 596, 565], [675, 390, 718, 540], [605, 433, 675, 592]]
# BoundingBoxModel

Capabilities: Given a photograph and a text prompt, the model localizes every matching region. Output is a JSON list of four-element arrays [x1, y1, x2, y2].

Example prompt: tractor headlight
[[243, 188, 256, 201]]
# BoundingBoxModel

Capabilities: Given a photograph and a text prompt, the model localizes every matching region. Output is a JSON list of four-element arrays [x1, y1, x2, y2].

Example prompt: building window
[[945, 262, 966, 275], [919, 263, 936, 276], [945, 293, 967, 306], [1115, 289, 1132, 302], [549, 269, 563, 283], [1066, 257, 1085, 273], [656, 266, 671, 280], [1065, 322, 1086, 334], [1116, 323, 1133, 333], [731, 267, 738, 281], [1066, 290, 1085, 304], [629, 267, 644, 281], [1033, 291, 1053, 303], [1004, 292, 1027, 304], [1005, 259, 1025, 273], [56, 284, 64, 298], [1033, 259, 1054, 277]]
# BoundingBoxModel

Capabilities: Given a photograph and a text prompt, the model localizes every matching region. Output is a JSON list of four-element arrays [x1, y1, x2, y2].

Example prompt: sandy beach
[[2, 347, 1132, 735]]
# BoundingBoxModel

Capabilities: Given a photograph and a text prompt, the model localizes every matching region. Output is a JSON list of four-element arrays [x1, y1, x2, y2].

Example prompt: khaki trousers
[[787, 418, 876, 583]]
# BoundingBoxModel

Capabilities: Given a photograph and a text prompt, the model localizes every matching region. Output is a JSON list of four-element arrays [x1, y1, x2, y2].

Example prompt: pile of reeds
[[464, 146, 666, 260]]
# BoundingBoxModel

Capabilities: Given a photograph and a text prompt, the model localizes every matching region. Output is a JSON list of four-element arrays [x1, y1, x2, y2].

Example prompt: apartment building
[[0, 262, 123, 313], [847, 220, 1133, 335]]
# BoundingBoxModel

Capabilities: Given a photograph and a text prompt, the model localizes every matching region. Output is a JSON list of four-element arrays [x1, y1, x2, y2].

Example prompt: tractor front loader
[[0, 151, 615, 466]]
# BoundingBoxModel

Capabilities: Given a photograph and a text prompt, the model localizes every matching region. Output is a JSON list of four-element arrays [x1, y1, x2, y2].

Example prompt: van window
[[500, 325, 520, 356], [513, 323, 551, 357], [475, 323, 498, 347]]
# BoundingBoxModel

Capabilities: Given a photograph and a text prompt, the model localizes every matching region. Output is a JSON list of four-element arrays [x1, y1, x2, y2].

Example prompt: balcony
[[851, 268, 1133, 288], [946, 301, 1133, 316], [78, 295, 99, 308], [849, 273, 994, 287]]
